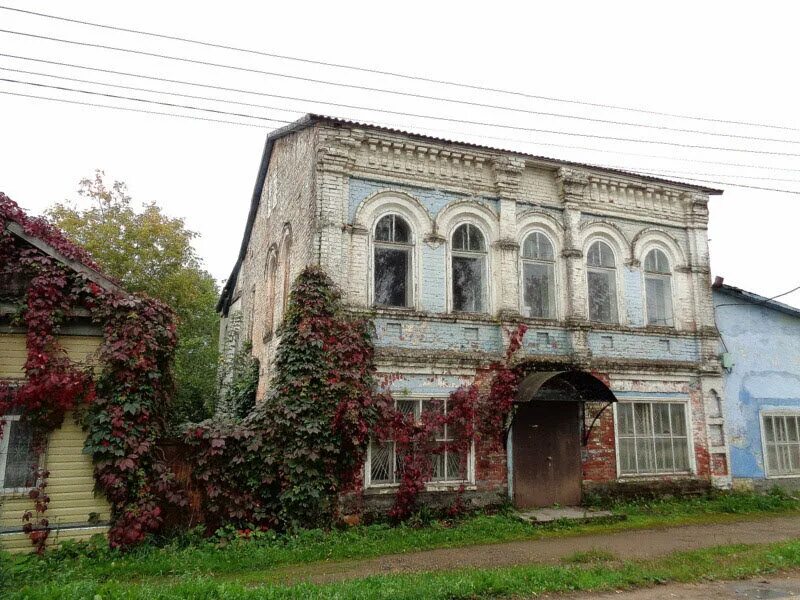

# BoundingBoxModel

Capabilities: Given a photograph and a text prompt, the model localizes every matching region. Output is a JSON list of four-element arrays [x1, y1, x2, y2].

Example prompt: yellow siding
[[1, 333, 110, 552]]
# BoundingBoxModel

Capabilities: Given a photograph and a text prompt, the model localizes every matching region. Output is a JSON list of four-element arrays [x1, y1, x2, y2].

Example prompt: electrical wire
[[7, 85, 800, 197], [1, 34, 799, 157], [5, 65, 800, 186], [4, 27, 800, 156], [5, 53, 800, 173], [3, 3, 800, 134]]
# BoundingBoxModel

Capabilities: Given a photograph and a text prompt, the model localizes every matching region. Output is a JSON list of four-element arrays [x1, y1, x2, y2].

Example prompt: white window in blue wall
[[587, 240, 618, 323], [762, 413, 800, 477], [452, 224, 487, 313], [521, 232, 556, 319], [0, 412, 37, 492], [616, 401, 690, 475], [374, 214, 412, 308], [644, 249, 674, 327]]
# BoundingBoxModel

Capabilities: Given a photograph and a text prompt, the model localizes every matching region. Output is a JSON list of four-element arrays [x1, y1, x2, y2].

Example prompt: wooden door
[[512, 401, 581, 508]]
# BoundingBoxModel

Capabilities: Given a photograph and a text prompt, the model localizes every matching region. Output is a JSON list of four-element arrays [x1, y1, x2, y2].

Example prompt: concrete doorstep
[[515, 506, 620, 524]]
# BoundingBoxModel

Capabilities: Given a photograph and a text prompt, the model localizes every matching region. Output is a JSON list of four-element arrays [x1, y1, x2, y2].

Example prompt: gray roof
[[713, 283, 800, 320], [218, 114, 724, 313]]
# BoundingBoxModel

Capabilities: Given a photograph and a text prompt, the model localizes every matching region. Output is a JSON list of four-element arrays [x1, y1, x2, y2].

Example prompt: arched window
[[521, 231, 556, 319], [451, 223, 487, 313], [264, 250, 278, 338], [644, 248, 673, 326], [281, 233, 292, 313], [373, 214, 413, 307], [586, 240, 618, 323]]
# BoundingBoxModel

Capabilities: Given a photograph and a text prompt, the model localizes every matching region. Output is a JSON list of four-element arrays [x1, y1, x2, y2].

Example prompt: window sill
[[617, 472, 694, 480], [364, 482, 476, 494], [764, 474, 800, 480], [0, 488, 35, 498]]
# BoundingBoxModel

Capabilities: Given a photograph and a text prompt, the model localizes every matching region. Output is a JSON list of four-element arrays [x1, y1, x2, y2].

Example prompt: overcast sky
[[1, 1, 798, 308]]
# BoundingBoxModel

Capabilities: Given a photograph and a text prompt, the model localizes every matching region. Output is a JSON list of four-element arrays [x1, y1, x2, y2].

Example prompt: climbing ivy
[[0, 193, 181, 551], [188, 265, 527, 530]]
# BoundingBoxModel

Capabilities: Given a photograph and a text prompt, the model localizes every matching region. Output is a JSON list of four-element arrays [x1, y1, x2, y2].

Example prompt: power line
[[3, 29, 800, 158], [3, 3, 799, 135], [0, 76, 297, 122], [5, 53, 800, 174], [0, 88, 278, 128], [6, 65, 800, 187], [7, 61, 800, 166], [6, 85, 800, 197]]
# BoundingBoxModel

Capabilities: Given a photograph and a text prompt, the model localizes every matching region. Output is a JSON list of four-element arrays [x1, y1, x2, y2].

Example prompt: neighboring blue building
[[714, 282, 800, 489]]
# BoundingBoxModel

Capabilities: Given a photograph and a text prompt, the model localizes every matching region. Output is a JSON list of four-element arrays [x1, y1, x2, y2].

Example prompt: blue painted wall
[[714, 289, 800, 480]]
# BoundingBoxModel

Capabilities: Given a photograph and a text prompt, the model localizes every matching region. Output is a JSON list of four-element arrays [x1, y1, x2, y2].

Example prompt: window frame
[[0, 413, 38, 494], [613, 398, 696, 478], [371, 213, 415, 309], [449, 222, 490, 315], [263, 248, 278, 341], [519, 230, 558, 320], [643, 248, 675, 328], [364, 395, 475, 490], [585, 239, 621, 324], [760, 410, 800, 479]]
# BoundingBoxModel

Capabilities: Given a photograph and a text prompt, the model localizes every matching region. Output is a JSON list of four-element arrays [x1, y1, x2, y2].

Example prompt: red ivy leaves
[[1, 193, 180, 551]]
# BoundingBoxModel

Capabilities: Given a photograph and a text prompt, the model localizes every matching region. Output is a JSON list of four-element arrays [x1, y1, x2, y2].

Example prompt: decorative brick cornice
[[557, 167, 589, 201], [561, 248, 583, 259], [493, 238, 520, 251]]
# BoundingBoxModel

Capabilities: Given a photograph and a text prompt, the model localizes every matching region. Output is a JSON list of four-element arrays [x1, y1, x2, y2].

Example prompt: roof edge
[[714, 282, 800, 319]]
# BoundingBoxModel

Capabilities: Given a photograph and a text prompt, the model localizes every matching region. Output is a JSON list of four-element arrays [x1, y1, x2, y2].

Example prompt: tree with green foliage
[[47, 170, 219, 427]]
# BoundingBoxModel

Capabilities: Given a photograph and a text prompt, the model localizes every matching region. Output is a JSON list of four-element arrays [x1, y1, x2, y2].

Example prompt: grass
[[1, 490, 798, 595], [5, 539, 800, 599]]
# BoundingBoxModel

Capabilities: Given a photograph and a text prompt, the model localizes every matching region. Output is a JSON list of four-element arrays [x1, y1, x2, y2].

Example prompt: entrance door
[[512, 401, 581, 508]]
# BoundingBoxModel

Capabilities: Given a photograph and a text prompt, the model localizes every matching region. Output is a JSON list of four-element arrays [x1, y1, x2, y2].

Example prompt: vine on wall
[[0, 193, 181, 551], [189, 264, 527, 530]]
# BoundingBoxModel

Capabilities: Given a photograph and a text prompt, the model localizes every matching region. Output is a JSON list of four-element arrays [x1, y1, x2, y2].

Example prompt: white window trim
[[613, 398, 696, 479], [760, 410, 800, 479], [364, 395, 476, 490], [0, 414, 38, 495], [518, 229, 559, 321], [368, 211, 419, 310], [641, 247, 677, 328], [585, 239, 624, 325], [447, 222, 491, 315]]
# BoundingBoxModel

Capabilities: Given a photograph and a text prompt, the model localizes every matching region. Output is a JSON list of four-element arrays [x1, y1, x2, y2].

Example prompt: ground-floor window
[[616, 401, 691, 475], [0, 412, 37, 492], [762, 412, 800, 477], [366, 397, 472, 487]]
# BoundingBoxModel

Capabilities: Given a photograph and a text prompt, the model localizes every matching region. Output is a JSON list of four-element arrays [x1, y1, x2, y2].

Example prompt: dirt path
[[272, 514, 800, 585], [559, 571, 800, 599]]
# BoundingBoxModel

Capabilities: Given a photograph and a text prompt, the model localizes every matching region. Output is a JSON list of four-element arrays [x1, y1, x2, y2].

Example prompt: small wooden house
[[0, 202, 122, 552]]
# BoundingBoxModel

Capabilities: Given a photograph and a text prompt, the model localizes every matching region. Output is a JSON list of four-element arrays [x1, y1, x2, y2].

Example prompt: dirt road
[[272, 514, 800, 585], [563, 571, 800, 599]]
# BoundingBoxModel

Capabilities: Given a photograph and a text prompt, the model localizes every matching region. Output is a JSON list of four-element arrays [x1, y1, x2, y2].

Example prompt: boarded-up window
[[374, 214, 412, 307], [522, 232, 556, 319], [644, 249, 674, 326], [617, 401, 690, 475], [762, 413, 800, 476], [0, 415, 37, 491], [587, 240, 618, 323], [452, 223, 487, 313]]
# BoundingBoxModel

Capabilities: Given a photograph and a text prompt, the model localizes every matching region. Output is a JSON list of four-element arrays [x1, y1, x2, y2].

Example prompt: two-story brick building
[[218, 114, 731, 510]]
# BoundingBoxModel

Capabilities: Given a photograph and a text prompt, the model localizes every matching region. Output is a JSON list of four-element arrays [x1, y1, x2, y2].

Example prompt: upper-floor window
[[644, 249, 673, 327], [264, 250, 277, 339], [281, 232, 292, 313], [521, 232, 556, 319], [374, 214, 412, 307], [451, 223, 487, 313], [587, 240, 618, 323], [0, 412, 36, 492]]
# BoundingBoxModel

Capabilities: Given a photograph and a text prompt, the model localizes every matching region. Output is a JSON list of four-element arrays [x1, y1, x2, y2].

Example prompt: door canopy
[[516, 370, 617, 404]]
